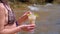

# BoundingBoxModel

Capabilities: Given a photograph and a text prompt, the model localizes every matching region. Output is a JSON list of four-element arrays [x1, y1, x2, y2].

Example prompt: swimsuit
[[0, 0, 18, 26]]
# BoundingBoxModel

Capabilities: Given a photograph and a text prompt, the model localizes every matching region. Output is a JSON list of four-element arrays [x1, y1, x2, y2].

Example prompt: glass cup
[[28, 14, 36, 34], [28, 14, 36, 24]]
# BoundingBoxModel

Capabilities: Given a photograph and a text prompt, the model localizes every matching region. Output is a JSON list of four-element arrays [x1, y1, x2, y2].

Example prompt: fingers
[[28, 27, 34, 29], [20, 24, 35, 31], [25, 25, 35, 31], [23, 11, 32, 16], [21, 24, 35, 28]]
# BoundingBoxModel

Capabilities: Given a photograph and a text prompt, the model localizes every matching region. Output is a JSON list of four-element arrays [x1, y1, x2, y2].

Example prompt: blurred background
[[8, 0, 60, 34]]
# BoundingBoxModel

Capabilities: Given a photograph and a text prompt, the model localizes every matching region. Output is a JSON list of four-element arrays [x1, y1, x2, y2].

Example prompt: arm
[[17, 14, 28, 25], [17, 11, 32, 25]]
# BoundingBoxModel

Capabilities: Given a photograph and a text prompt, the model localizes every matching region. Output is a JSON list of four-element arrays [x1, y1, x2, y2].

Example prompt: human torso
[[0, 3, 17, 34]]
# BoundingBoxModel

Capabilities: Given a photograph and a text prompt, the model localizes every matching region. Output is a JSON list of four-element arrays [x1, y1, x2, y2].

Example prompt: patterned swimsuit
[[0, 0, 18, 26]]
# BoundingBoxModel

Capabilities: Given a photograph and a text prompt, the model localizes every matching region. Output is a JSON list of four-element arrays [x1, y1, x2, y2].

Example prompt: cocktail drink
[[27, 13, 36, 34], [28, 14, 36, 24]]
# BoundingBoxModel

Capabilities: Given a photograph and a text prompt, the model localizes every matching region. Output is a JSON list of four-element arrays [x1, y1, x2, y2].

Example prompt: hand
[[17, 11, 32, 25], [23, 11, 32, 16], [20, 24, 35, 32]]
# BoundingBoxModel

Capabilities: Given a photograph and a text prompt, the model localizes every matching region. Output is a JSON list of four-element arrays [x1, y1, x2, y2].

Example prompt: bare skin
[[0, 3, 35, 34]]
